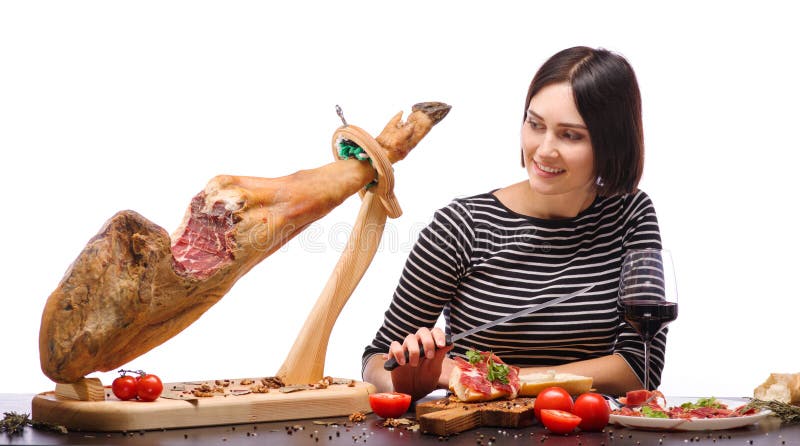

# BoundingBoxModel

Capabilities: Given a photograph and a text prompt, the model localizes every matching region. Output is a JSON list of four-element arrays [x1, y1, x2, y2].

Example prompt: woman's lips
[[533, 160, 565, 177]]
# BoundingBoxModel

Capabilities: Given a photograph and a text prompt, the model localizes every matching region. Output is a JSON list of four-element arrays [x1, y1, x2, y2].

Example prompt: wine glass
[[618, 248, 678, 390]]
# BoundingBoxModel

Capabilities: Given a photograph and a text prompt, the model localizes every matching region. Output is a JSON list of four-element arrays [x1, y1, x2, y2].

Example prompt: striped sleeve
[[613, 191, 667, 389], [361, 201, 474, 374]]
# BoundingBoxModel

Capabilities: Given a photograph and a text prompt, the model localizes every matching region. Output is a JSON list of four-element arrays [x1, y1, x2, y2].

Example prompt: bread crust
[[517, 371, 593, 396], [754, 373, 800, 404], [449, 366, 517, 402]]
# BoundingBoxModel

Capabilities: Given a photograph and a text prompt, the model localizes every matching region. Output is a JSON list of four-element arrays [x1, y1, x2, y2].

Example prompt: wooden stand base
[[54, 377, 105, 401], [32, 378, 376, 432]]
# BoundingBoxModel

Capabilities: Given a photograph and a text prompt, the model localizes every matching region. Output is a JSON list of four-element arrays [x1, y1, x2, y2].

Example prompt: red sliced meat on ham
[[452, 352, 520, 400], [171, 193, 240, 279], [621, 389, 654, 407], [454, 356, 493, 396]]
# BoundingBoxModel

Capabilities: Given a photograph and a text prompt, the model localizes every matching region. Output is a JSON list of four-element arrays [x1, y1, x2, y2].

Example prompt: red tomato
[[540, 409, 582, 434], [368, 392, 412, 418], [533, 387, 574, 420], [573, 392, 610, 431], [136, 374, 163, 402], [111, 375, 138, 401]]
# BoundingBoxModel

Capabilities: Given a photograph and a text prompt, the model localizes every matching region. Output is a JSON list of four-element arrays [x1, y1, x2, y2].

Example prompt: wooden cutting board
[[31, 378, 375, 432], [416, 396, 538, 436]]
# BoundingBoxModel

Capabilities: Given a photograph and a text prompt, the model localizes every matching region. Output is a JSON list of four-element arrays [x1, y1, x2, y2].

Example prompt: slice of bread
[[449, 366, 517, 402], [517, 370, 593, 396], [754, 373, 800, 404]]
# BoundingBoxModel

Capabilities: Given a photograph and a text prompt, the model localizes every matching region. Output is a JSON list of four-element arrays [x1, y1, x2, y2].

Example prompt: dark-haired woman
[[362, 46, 665, 401]]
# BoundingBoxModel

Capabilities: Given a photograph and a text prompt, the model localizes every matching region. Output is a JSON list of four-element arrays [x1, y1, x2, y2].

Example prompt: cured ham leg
[[39, 102, 451, 384]]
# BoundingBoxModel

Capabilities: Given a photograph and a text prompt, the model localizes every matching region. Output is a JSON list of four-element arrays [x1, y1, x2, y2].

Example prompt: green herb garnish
[[486, 358, 510, 384], [641, 406, 669, 418], [466, 349, 482, 365], [465, 349, 510, 385], [680, 397, 723, 410], [1, 412, 67, 435], [744, 399, 800, 424], [0, 412, 28, 435]]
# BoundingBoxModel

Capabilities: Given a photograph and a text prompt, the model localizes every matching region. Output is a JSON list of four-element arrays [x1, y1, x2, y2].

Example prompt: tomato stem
[[118, 369, 147, 377]]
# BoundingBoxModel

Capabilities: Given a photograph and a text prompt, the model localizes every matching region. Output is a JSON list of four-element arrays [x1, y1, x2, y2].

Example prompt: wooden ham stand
[[31, 124, 402, 431]]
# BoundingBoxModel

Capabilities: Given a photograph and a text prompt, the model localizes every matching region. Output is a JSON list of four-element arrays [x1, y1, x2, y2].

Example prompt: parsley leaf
[[465, 349, 510, 385], [465, 349, 482, 365], [680, 397, 722, 410], [466, 349, 508, 384], [485, 358, 510, 385], [641, 406, 669, 418]]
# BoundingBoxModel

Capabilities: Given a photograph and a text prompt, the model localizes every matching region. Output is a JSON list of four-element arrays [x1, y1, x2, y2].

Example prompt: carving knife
[[383, 284, 594, 371]]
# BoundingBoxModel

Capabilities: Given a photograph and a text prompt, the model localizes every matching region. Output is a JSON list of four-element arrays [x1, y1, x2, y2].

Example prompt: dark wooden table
[[2, 393, 797, 445]]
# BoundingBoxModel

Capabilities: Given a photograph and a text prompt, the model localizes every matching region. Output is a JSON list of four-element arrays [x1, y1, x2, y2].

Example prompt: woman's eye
[[563, 131, 582, 141], [527, 119, 543, 130]]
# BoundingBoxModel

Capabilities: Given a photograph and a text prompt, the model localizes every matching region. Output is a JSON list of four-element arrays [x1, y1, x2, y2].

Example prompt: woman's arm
[[361, 202, 474, 398], [368, 350, 642, 400], [517, 354, 642, 396]]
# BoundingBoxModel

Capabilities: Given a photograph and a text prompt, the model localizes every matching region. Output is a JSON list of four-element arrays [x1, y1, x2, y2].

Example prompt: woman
[[362, 46, 664, 401]]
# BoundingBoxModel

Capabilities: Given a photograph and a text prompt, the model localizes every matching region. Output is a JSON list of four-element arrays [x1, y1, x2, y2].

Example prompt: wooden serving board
[[32, 378, 375, 432], [416, 396, 538, 436]]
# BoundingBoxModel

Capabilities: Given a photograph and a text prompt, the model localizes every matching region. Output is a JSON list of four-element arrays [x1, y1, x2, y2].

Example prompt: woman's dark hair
[[523, 46, 643, 196]]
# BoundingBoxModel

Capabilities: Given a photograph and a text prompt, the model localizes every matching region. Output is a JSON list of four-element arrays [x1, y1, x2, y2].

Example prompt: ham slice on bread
[[448, 351, 520, 402], [517, 370, 593, 396]]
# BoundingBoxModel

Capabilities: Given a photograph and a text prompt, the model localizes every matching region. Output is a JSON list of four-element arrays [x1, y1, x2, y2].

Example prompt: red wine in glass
[[618, 248, 678, 390], [622, 300, 678, 342]]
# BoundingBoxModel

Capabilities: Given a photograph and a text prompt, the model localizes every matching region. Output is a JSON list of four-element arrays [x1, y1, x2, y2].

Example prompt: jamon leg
[[39, 102, 450, 383]]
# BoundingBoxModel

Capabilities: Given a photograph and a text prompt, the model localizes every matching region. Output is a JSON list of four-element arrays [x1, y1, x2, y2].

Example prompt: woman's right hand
[[386, 327, 453, 400]]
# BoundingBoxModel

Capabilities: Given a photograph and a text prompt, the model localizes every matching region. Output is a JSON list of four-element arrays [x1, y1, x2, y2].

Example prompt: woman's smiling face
[[521, 82, 596, 200]]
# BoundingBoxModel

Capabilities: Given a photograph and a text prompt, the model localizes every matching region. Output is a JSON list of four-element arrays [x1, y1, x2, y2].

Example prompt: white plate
[[609, 397, 771, 431]]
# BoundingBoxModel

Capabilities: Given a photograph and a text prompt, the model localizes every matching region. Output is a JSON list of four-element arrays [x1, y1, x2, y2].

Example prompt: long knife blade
[[383, 284, 594, 371], [449, 284, 594, 344]]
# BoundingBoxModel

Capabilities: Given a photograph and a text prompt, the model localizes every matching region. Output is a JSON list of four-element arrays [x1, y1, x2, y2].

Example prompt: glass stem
[[643, 340, 651, 391]]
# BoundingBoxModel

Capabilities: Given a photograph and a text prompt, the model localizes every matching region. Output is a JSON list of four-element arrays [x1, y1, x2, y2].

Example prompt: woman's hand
[[386, 327, 453, 400]]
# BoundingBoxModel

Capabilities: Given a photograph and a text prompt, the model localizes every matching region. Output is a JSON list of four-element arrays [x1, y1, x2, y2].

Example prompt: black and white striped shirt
[[362, 190, 667, 388]]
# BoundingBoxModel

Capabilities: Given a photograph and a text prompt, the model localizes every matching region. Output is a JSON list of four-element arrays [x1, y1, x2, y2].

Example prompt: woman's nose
[[538, 132, 559, 158]]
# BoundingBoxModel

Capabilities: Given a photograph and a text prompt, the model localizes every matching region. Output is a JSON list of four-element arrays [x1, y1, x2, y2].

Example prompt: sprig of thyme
[[0, 412, 28, 435], [744, 399, 800, 424], [1, 412, 67, 435]]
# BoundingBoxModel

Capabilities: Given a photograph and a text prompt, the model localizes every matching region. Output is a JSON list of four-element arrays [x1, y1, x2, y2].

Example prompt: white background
[[1, 1, 798, 397]]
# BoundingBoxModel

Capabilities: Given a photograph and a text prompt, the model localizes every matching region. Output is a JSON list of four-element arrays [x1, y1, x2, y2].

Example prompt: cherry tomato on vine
[[111, 375, 138, 401], [533, 387, 574, 420], [368, 392, 412, 418], [540, 409, 582, 434], [572, 392, 610, 431], [136, 373, 163, 402]]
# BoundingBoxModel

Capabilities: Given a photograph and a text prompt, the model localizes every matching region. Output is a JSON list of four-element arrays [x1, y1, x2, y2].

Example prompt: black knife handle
[[383, 333, 453, 371]]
